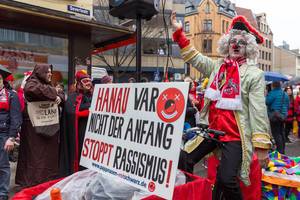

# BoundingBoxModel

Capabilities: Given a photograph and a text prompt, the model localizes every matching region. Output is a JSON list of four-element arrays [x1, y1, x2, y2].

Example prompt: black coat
[[0, 89, 22, 137], [16, 64, 64, 187], [59, 92, 92, 177], [185, 98, 197, 127]]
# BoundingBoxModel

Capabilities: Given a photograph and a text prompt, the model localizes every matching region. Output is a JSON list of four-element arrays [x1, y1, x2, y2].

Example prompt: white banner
[[80, 82, 189, 199], [27, 101, 59, 127]]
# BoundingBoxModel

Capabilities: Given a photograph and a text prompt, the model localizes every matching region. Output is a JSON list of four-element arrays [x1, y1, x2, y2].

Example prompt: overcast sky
[[232, 0, 300, 49]]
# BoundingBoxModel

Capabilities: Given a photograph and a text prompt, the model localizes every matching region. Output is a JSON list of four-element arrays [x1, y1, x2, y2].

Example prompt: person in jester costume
[[171, 12, 272, 200]]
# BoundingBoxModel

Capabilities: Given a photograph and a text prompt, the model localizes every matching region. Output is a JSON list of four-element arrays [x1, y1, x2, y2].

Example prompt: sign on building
[[80, 82, 189, 199], [13, 0, 93, 19]]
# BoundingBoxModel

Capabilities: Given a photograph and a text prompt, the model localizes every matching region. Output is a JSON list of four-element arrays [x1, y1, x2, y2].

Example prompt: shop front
[[0, 0, 133, 88]]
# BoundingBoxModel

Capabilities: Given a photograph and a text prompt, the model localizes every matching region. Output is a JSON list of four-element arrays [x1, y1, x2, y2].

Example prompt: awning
[[92, 34, 136, 54], [0, 1, 134, 48]]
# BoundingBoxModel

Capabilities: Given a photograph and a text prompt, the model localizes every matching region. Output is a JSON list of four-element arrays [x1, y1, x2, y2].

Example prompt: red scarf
[[205, 58, 246, 110], [0, 88, 9, 111]]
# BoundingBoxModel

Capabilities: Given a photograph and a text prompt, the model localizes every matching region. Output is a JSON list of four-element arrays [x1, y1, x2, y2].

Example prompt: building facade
[[274, 44, 300, 77], [256, 13, 273, 71], [184, 0, 235, 80], [0, 0, 132, 87], [235, 7, 273, 72]]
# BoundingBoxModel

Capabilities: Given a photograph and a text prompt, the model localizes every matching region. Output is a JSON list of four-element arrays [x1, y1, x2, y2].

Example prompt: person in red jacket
[[284, 86, 295, 143], [294, 89, 300, 138]]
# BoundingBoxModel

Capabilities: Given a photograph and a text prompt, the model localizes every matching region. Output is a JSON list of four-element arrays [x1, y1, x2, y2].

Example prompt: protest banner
[[80, 82, 189, 199]]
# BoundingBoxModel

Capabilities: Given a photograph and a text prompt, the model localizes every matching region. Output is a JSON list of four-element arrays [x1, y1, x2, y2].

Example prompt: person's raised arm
[[171, 11, 216, 77]]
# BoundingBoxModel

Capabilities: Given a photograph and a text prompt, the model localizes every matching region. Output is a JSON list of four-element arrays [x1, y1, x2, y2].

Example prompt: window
[[265, 39, 268, 48], [269, 53, 272, 61], [226, 21, 229, 32], [262, 51, 265, 60], [15, 31, 25, 43], [203, 39, 212, 53], [222, 20, 225, 33], [203, 19, 212, 32], [262, 64, 264, 71], [185, 21, 190, 33], [259, 50, 261, 59], [269, 40, 272, 48], [205, 2, 211, 14], [0, 27, 68, 88]]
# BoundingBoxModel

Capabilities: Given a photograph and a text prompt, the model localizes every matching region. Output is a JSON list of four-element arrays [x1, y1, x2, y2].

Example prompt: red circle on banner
[[148, 181, 156, 192], [156, 88, 185, 123]]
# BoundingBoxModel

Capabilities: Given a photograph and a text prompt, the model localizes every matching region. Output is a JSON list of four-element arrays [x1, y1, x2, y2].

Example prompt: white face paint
[[228, 34, 247, 60], [81, 77, 92, 91]]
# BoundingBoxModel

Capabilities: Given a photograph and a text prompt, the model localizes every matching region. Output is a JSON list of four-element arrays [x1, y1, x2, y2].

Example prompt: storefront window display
[[0, 28, 68, 88]]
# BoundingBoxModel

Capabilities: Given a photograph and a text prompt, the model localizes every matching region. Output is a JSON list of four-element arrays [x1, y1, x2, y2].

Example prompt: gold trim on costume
[[234, 111, 250, 185]]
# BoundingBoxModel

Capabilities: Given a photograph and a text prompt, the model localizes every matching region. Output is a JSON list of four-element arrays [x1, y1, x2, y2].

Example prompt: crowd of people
[[0, 65, 113, 200], [0, 12, 298, 200], [266, 82, 300, 155]]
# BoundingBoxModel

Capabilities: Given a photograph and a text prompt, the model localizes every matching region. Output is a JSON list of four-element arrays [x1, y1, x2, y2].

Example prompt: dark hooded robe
[[59, 72, 92, 177], [15, 64, 64, 187]]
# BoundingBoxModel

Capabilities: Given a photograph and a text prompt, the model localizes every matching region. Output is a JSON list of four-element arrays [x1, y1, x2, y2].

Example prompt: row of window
[[264, 39, 272, 48], [185, 2, 211, 14], [259, 50, 272, 61], [258, 22, 269, 34], [0, 28, 64, 48], [259, 63, 271, 71], [184, 19, 213, 33]]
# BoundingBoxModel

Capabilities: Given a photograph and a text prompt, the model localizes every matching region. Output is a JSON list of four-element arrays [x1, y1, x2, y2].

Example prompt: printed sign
[[27, 101, 59, 127], [13, 0, 93, 19], [80, 82, 189, 199]]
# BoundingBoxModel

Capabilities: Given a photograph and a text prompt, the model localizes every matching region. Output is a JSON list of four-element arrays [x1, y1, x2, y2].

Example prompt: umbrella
[[264, 71, 289, 82], [284, 76, 300, 86], [0, 65, 11, 79]]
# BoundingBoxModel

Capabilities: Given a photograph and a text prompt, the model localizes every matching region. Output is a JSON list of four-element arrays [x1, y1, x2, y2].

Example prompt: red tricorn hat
[[228, 15, 264, 44]]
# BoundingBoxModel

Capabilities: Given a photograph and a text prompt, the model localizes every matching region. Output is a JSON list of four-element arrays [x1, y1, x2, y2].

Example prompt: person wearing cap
[[0, 72, 22, 200], [59, 70, 93, 176], [171, 12, 271, 199]]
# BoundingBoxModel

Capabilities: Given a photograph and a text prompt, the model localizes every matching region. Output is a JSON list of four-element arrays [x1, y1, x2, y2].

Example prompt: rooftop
[[185, 0, 236, 17]]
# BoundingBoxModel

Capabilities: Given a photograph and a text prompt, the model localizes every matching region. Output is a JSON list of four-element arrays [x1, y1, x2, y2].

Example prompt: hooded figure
[[59, 70, 93, 177], [171, 13, 271, 200], [15, 64, 64, 187]]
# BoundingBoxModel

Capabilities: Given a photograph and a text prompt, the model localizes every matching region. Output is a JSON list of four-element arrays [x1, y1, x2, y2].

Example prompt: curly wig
[[217, 29, 259, 60]]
